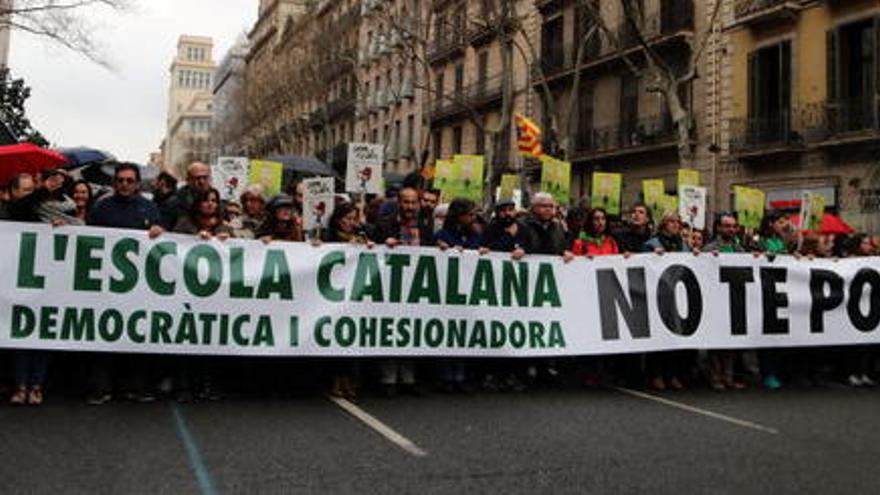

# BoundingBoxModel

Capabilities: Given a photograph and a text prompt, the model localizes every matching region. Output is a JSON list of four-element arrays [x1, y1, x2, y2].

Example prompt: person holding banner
[[231, 185, 267, 239], [369, 187, 433, 396], [842, 234, 878, 388], [615, 202, 653, 255], [161, 162, 212, 230], [572, 208, 619, 257], [644, 212, 692, 391], [754, 210, 794, 390], [173, 188, 232, 240], [522, 193, 570, 258], [434, 198, 482, 393], [258, 195, 304, 243], [704, 212, 747, 390], [435, 198, 481, 251], [85, 163, 165, 405]]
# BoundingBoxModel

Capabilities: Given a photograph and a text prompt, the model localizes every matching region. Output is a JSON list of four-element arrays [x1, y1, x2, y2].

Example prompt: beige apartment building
[[533, 0, 714, 204], [356, 0, 424, 175], [718, 0, 879, 232], [426, 0, 537, 181], [164, 35, 217, 177]]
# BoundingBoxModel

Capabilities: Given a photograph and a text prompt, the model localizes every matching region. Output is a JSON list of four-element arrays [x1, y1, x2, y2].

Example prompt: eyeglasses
[[115, 177, 137, 184], [191, 175, 211, 181]]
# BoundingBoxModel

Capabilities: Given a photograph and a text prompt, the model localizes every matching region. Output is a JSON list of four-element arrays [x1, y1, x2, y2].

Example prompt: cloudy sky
[[9, 0, 257, 163]]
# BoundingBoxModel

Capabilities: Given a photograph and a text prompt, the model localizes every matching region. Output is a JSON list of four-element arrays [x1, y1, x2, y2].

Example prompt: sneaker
[[86, 393, 112, 406], [9, 388, 27, 405], [27, 388, 43, 406], [763, 375, 782, 390], [860, 374, 876, 387], [847, 374, 864, 388]]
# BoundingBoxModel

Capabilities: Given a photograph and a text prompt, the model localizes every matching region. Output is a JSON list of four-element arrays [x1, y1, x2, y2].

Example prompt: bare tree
[[0, 0, 132, 68]]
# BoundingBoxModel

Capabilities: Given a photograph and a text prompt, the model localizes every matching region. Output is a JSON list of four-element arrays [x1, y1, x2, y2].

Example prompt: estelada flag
[[515, 113, 544, 158]]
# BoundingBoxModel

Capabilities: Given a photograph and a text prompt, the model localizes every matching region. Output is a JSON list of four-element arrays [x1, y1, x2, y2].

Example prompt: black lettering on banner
[[719, 267, 754, 336], [761, 267, 789, 335], [847, 268, 880, 333], [809, 269, 844, 334], [656, 265, 702, 336], [597, 268, 649, 340]]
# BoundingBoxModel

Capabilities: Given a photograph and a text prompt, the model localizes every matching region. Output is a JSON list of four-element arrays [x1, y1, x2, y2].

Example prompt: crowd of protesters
[[0, 161, 878, 407]]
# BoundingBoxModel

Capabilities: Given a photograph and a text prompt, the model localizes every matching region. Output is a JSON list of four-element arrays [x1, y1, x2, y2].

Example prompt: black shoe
[[400, 384, 426, 397], [175, 390, 194, 404]]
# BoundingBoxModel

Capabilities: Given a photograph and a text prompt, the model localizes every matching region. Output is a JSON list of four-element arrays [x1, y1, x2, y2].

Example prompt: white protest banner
[[679, 185, 707, 230], [302, 177, 336, 233], [345, 143, 384, 194], [2, 223, 880, 357], [214, 157, 250, 201]]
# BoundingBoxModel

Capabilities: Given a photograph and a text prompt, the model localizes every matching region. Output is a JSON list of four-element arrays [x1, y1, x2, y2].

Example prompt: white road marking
[[614, 387, 780, 435], [328, 396, 429, 457]]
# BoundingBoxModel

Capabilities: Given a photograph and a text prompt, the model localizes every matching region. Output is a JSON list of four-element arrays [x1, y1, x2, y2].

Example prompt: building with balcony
[[163, 35, 217, 177], [534, 0, 711, 204], [212, 34, 251, 160], [720, 0, 880, 231], [426, 0, 537, 176], [355, 0, 425, 175]]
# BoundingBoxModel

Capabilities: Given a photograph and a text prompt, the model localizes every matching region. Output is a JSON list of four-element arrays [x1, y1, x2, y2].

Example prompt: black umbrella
[[57, 147, 115, 168], [265, 155, 337, 177]]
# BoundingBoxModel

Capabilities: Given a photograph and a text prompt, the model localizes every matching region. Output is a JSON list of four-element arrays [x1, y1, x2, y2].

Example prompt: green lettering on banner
[[38, 306, 59, 340], [184, 245, 223, 297], [385, 254, 411, 303], [352, 253, 383, 302], [317, 251, 346, 302], [151, 311, 174, 344], [127, 310, 147, 344], [490, 321, 506, 348], [444, 258, 467, 305], [11, 305, 36, 338], [289, 316, 299, 347], [110, 238, 140, 294], [447, 319, 467, 347], [469, 259, 498, 306], [396, 318, 411, 347], [146, 242, 177, 296], [360, 317, 377, 347], [98, 310, 124, 342], [17, 233, 45, 289], [529, 322, 547, 348], [256, 250, 293, 300], [314, 316, 332, 347], [199, 313, 217, 345], [548, 322, 566, 348], [232, 315, 250, 346], [61, 307, 95, 341], [509, 321, 526, 348], [229, 248, 255, 299], [74, 235, 105, 292], [175, 311, 198, 344], [408, 256, 440, 304], [468, 321, 488, 348], [253, 316, 274, 347], [380, 317, 394, 347], [502, 262, 528, 307], [336, 317, 355, 347], [534, 263, 562, 308]]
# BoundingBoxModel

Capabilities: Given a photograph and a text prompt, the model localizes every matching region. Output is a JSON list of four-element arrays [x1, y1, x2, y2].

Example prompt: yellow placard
[[248, 160, 284, 197], [591, 172, 622, 215], [734, 186, 766, 230], [539, 155, 572, 206], [678, 169, 701, 188]]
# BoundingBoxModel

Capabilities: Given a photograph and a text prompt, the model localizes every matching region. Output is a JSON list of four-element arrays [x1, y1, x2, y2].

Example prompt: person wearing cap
[[258, 194, 304, 242]]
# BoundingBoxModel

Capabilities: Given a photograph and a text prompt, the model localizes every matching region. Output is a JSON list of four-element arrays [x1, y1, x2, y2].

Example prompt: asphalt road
[[2, 386, 879, 494]]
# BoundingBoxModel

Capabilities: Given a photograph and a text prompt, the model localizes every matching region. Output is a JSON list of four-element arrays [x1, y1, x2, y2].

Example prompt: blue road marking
[[171, 403, 218, 495]]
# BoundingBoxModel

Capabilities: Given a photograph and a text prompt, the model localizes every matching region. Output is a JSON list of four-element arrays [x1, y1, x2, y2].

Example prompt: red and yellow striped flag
[[515, 113, 544, 158]]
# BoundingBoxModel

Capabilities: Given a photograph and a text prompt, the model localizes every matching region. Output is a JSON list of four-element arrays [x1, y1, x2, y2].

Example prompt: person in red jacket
[[572, 207, 619, 257]]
